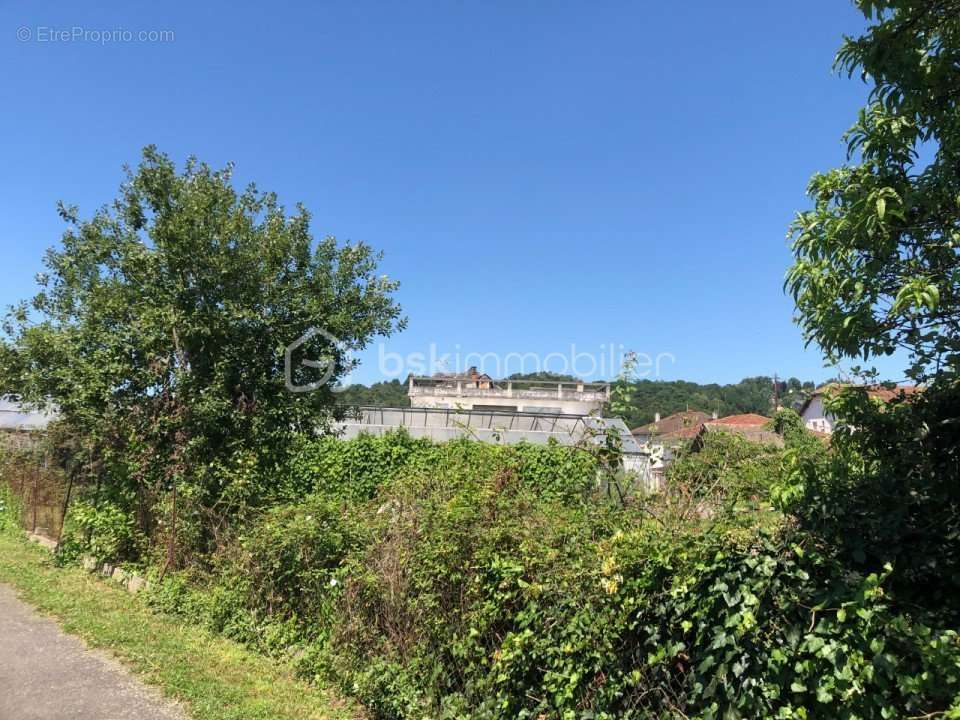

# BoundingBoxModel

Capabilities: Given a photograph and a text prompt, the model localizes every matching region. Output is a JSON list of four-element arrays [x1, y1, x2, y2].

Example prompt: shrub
[[0, 480, 20, 530], [58, 499, 143, 563], [287, 431, 598, 504], [226, 493, 359, 634], [144, 492, 359, 662], [786, 381, 960, 620], [327, 461, 622, 717], [323, 460, 960, 719], [667, 432, 784, 507], [82, 430, 960, 719]]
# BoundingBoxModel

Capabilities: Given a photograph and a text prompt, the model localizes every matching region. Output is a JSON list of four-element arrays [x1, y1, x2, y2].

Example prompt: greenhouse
[[333, 405, 655, 487]]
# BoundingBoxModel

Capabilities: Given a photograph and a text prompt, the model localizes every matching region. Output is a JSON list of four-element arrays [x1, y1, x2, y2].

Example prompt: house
[[631, 410, 713, 444], [631, 410, 782, 469], [691, 413, 783, 449], [407, 367, 610, 415], [798, 384, 917, 435]]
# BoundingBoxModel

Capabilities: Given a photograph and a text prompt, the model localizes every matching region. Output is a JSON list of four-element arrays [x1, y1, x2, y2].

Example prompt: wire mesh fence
[[0, 432, 68, 539]]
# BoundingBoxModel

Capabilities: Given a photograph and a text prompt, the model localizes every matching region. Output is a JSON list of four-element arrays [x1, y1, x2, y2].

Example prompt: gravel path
[[0, 583, 186, 720]]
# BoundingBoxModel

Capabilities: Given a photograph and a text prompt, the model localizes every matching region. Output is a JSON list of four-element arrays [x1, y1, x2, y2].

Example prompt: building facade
[[407, 368, 610, 416], [799, 384, 917, 435]]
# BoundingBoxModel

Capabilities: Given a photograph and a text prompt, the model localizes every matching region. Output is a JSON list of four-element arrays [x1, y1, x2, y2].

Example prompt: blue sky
[[0, 2, 907, 386]]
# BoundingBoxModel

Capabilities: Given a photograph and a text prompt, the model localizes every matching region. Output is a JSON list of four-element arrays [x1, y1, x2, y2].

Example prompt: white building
[[407, 368, 610, 416], [800, 393, 835, 434], [799, 384, 917, 435]]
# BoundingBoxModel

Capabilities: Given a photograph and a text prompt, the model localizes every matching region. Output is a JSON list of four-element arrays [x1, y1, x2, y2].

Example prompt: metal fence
[[1, 433, 67, 538]]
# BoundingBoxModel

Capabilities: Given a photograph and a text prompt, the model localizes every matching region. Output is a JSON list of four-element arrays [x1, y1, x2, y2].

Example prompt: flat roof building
[[407, 368, 610, 416]]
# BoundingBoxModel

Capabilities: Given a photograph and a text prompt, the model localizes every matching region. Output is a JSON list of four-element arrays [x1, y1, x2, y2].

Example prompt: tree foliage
[[787, 0, 960, 382], [1, 147, 403, 558], [338, 379, 411, 408], [612, 376, 813, 428], [784, 0, 960, 617], [782, 0, 960, 658], [783, 380, 960, 622]]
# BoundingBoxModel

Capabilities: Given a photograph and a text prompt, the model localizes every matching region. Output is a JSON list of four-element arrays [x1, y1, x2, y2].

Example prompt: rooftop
[[407, 371, 610, 403], [708, 413, 771, 426], [334, 405, 643, 455], [0, 397, 57, 432], [632, 410, 712, 438], [634, 412, 775, 445], [799, 384, 919, 415]]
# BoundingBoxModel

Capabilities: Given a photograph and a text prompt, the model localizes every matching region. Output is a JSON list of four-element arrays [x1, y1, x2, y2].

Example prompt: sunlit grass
[[0, 530, 361, 720]]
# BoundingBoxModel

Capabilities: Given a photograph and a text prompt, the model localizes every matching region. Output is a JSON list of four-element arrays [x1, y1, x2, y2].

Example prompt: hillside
[[336, 374, 815, 426], [617, 376, 815, 428], [338, 379, 411, 407]]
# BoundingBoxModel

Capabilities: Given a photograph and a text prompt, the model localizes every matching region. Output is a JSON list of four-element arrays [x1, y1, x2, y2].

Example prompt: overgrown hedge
[[78, 430, 957, 720], [285, 432, 600, 503]]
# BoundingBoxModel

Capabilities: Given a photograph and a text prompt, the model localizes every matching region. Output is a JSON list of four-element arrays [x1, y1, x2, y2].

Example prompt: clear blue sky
[[0, 1, 907, 386]]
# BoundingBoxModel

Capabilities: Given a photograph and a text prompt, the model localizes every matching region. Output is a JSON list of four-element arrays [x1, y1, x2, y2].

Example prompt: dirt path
[[0, 583, 186, 720]]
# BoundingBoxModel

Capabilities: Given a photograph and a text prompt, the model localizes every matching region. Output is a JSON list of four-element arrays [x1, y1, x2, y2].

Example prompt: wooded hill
[[337, 374, 817, 427]]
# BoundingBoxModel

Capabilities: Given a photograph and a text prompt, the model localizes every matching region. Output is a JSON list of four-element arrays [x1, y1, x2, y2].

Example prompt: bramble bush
[[781, 380, 960, 623], [143, 491, 359, 661], [286, 431, 599, 504], [317, 451, 960, 719], [139, 432, 601, 663], [56, 498, 144, 565], [131, 428, 960, 719]]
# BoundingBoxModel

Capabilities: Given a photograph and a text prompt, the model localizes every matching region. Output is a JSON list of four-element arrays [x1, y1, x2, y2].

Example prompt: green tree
[[338, 379, 411, 407], [0, 147, 404, 561], [609, 375, 814, 428], [784, 1, 960, 622], [786, 0, 960, 383]]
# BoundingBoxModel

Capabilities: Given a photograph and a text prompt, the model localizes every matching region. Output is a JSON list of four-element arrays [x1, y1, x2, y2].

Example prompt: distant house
[[631, 410, 713, 444], [633, 411, 783, 464], [798, 384, 917, 435], [692, 413, 783, 450]]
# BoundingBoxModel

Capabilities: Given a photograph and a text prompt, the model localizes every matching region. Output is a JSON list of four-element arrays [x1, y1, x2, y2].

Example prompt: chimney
[[654, 412, 660, 423], [712, 410, 718, 420]]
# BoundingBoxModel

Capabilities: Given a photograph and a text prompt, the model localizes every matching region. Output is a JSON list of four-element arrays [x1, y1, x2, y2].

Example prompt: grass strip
[[0, 530, 360, 720]]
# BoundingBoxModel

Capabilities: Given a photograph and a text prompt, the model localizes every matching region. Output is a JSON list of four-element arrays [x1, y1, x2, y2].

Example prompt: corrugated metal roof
[[0, 398, 57, 431], [332, 406, 656, 489], [333, 406, 644, 455]]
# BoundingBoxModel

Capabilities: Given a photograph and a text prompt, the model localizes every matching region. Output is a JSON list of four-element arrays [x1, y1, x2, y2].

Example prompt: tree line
[[337, 373, 818, 427]]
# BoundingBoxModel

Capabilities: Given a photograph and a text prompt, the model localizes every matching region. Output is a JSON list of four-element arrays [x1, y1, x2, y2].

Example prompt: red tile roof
[[708, 413, 771, 427], [799, 384, 918, 415], [864, 385, 919, 402], [635, 412, 773, 443], [631, 410, 711, 437]]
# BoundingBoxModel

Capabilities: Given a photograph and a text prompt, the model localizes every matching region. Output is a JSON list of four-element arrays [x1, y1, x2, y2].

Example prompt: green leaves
[[285, 428, 960, 720], [892, 278, 941, 315], [788, 1, 960, 384], [1, 147, 404, 559]]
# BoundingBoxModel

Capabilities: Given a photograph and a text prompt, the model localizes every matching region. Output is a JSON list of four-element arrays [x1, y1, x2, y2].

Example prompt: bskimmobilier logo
[[284, 327, 351, 393]]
